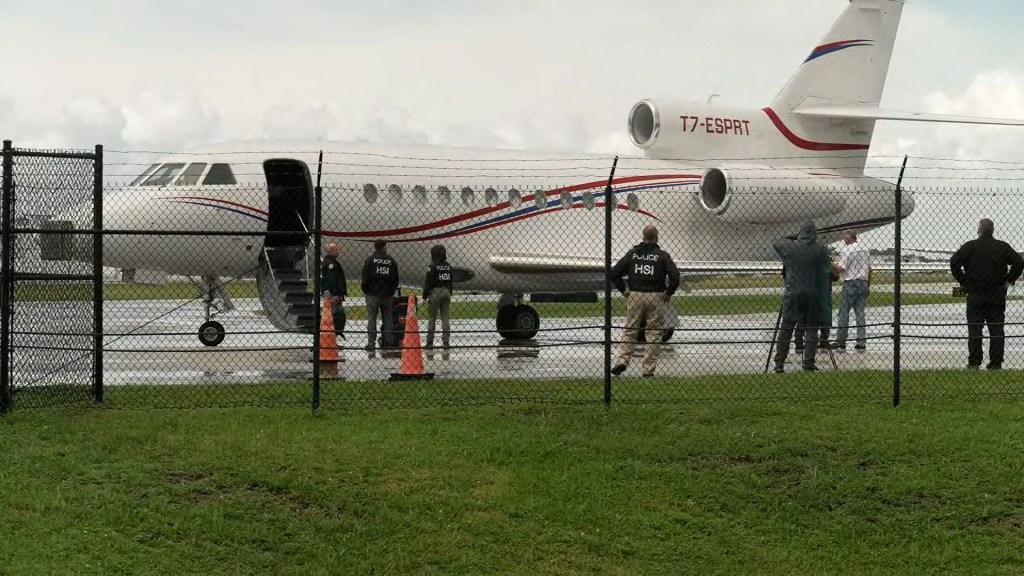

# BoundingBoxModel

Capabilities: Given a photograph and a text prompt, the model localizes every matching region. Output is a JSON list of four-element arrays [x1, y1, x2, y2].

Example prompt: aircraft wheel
[[198, 320, 226, 347], [497, 304, 539, 340]]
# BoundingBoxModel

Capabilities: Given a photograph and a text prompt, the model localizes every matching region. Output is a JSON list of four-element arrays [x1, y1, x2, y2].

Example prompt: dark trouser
[[794, 324, 829, 349], [966, 291, 1007, 366], [774, 293, 820, 369], [366, 294, 394, 349]]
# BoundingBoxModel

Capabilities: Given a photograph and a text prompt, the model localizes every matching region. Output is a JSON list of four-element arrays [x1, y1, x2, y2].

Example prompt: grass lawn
[[4, 376, 1024, 574]]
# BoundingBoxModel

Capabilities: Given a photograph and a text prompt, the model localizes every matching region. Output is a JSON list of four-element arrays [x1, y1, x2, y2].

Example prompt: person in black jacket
[[772, 220, 831, 373], [949, 218, 1023, 370], [320, 242, 347, 340], [423, 244, 453, 354], [609, 225, 680, 377], [361, 240, 400, 352]]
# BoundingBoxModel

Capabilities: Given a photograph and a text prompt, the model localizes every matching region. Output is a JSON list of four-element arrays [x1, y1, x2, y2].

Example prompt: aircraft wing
[[792, 105, 1024, 126], [488, 253, 951, 275]]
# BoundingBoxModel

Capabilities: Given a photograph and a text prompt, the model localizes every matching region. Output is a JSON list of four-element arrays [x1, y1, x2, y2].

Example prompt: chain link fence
[[3, 143, 1024, 411]]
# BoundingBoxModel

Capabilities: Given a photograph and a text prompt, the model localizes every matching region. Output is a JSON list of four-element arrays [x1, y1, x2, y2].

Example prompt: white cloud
[[261, 104, 336, 140], [121, 92, 221, 150]]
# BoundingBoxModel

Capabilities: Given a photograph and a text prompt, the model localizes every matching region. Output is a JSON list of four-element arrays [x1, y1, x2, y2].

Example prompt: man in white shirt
[[833, 230, 872, 351]]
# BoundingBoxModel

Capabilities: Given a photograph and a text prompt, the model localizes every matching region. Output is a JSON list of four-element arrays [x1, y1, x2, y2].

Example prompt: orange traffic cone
[[318, 297, 340, 363], [389, 295, 434, 381]]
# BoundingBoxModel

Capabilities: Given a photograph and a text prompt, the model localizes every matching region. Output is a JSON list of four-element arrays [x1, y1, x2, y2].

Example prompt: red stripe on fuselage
[[330, 174, 696, 238], [762, 108, 870, 152]]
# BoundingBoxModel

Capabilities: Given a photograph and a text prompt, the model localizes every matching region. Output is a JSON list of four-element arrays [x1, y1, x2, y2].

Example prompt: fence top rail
[[7, 149, 97, 161]]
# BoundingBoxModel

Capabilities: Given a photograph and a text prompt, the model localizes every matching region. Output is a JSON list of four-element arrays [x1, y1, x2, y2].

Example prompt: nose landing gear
[[193, 275, 233, 346]]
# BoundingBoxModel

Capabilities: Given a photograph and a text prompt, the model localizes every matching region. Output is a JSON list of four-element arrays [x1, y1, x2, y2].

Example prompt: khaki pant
[[426, 287, 451, 349], [616, 292, 663, 374]]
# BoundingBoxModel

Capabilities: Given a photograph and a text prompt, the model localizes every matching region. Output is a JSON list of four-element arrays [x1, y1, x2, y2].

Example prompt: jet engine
[[698, 167, 850, 224], [628, 99, 694, 156]]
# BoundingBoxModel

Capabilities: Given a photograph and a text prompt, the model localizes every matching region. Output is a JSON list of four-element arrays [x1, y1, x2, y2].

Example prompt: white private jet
[[57, 0, 1024, 346]]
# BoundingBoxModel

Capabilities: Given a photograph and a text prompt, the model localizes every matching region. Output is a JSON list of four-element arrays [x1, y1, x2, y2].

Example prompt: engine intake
[[628, 100, 660, 149], [698, 167, 852, 224]]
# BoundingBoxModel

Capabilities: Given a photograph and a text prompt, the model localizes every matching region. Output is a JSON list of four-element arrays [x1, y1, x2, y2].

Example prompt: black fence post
[[893, 155, 908, 408], [312, 151, 324, 412], [92, 144, 104, 404], [604, 156, 619, 408], [0, 140, 12, 414]]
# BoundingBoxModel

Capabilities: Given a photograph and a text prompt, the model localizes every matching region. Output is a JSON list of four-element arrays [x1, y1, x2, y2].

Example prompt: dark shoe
[[967, 364, 980, 370], [803, 365, 819, 372], [854, 345, 866, 353], [364, 344, 375, 352], [794, 346, 804, 353], [611, 364, 627, 376], [642, 372, 654, 378], [986, 363, 1003, 371], [773, 365, 785, 374]]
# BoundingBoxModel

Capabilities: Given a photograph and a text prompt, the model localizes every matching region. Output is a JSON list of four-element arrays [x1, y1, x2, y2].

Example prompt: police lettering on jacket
[[611, 243, 680, 295], [632, 252, 661, 278], [361, 252, 400, 297]]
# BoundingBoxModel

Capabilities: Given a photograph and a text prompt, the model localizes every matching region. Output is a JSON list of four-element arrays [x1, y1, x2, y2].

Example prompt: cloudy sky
[[3, 0, 1023, 250], [1, 0, 1022, 158]]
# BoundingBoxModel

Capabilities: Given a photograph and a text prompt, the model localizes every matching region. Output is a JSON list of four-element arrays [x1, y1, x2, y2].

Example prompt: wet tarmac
[[11, 294, 1024, 387]]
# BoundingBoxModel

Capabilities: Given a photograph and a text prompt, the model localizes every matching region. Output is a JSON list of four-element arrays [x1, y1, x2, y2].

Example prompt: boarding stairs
[[255, 245, 318, 334]]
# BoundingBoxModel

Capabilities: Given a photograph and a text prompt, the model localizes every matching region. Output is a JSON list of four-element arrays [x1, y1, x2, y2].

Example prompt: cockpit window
[[175, 163, 208, 186], [130, 163, 160, 186], [141, 163, 186, 186], [203, 163, 237, 185]]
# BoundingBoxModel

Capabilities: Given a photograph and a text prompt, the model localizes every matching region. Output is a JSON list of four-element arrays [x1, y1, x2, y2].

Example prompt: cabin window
[[413, 185, 427, 204], [175, 163, 208, 186], [559, 192, 573, 210], [582, 191, 596, 210], [130, 163, 160, 186], [363, 183, 378, 203], [508, 189, 522, 209], [437, 186, 451, 204], [627, 193, 640, 212], [484, 187, 499, 207], [203, 163, 237, 185], [388, 184, 403, 203], [461, 187, 475, 206], [533, 191, 547, 210], [141, 163, 185, 186]]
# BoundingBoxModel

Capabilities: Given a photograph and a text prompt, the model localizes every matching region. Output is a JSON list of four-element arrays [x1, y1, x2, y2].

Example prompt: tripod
[[764, 298, 838, 372]]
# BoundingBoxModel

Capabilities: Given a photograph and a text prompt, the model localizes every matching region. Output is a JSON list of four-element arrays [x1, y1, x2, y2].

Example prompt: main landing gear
[[193, 275, 234, 347], [496, 294, 540, 340]]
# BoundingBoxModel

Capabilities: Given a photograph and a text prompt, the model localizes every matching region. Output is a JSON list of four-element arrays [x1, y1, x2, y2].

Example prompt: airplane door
[[262, 159, 313, 248]]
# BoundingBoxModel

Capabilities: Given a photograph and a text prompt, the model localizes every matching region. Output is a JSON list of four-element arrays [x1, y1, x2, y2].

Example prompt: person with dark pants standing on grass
[[361, 240, 400, 354], [950, 218, 1023, 370], [772, 220, 831, 373], [610, 225, 680, 378]]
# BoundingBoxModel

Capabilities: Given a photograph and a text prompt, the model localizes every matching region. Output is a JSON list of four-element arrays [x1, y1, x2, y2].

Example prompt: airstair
[[256, 245, 318, 334]]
